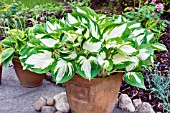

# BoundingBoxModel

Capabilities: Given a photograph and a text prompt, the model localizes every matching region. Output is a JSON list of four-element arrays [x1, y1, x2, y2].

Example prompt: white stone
[[41, 106, 56, 113], [47, 98, 55, 106], [133, 99, 142, 108], [55, 111, 62, 113], [53, 92, 70, 113], [118, 94, 135, 112], [137, 102, 155, 113], [34, 96, 47, 111]]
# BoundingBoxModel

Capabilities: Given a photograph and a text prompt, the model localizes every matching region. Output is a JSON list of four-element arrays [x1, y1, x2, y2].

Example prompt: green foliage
[[64, 0, 91, 9], [146, 64, 170, 112], [3, 0, 55, 8], [18, 7, 167, 89], [124, 1, 169, 41], [0, 29, 27, 67]]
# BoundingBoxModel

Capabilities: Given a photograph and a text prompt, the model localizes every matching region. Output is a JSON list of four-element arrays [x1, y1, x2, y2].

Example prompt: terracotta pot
[[0, 64, 2, 85], [65, 73, 123, 113], [12, 59, 45, 88]]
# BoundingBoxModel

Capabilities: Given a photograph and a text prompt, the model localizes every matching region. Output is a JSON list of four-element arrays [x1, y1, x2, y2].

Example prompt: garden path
[[0, 66, 129, 113]]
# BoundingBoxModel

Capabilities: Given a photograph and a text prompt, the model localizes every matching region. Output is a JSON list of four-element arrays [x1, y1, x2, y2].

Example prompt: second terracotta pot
[[13, 59, 45, 88], [65, 73, 123, 113]]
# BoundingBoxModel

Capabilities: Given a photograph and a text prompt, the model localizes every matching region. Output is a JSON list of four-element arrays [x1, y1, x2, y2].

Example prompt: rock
[[53, 92, 70, 112], [136, 102, 155, 113], [34, 96, 47, 111], [41, 106, 56, 113], [47, 98, 55, 106], [133, 99, 142, 109], [118, 94, 135, 112], [115, 98, 119, 107], [55, 111, 62, 113]]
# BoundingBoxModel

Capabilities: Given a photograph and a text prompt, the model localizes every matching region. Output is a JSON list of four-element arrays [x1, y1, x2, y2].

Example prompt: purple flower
[[152, 12, 155, 16], [152, 0, 156, 2], [145, 0, 149, 4], [156, 3, 163, 12]]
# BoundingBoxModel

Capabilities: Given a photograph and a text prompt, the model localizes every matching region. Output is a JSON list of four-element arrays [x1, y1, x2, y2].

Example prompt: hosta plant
[[19, 7, 167, 89], [0, 29, 27, 67]]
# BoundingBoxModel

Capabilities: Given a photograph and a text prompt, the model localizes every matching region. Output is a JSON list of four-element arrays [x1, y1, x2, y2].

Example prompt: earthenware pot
[[13, 58, 45, 88], [65, 73, 123, 113]]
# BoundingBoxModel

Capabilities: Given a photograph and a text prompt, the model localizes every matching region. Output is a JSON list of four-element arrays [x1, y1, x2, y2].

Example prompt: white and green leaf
[[120, 45, 136, 55], [104, 24, 127, 41], [77, 55, 100, 80], [151, 43, 167, 51], [112, 53, 131, 65], [83, 40, 102, 52], [51, 58, 75, 83], [40, 38, 59, 48], [126, 56, 139, 71], [137, 46, 154, 60], [25, 50, 54, 73], [124, 72, 145, 89]]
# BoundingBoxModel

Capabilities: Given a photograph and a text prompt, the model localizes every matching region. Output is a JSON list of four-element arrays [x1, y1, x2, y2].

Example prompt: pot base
[[13, 59, 45, 88], [65, 73, 123, 113]]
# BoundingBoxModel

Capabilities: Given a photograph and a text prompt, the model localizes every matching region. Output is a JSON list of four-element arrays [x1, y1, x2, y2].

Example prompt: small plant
[[124, 0, 169, 40], [0, 29, 27, 67], [146, 64, 170, 112]]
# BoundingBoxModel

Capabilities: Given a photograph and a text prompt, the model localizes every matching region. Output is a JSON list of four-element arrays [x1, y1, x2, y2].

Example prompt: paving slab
[[0, 66, 129, 113]]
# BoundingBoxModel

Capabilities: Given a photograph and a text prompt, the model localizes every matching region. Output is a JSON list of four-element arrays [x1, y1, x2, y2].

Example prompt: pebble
[[53, 92, 70, 113], [47, 98, 55, 106], [118, 94, 135, 112], [41, 106, 56, 113], [34, 96, 47, 111]]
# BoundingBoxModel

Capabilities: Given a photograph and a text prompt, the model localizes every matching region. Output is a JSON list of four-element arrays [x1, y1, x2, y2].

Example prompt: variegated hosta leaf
[[146, 33, 154, 43], [24, 50, 54, 73], [97, 48, 113, 71], [51, 58, 75, 83], [77, 55, 100, 80], [137, 46, 154, 60], [136, 34, 145, 45], [89, 20, 100, 39], [129, 23, 141, 29], [83, 39, 102, 52], [126, 56, 139, 71], [46, 21, 58, 33], [40, 38, 59, 48], [35, 34, 45, 39], [103, 24, 127, 41], [67, 13, 78, 25], [112, 53, 131, 65], [105, 40, 121, 49], [112, 53, 133, 69], [76, 7, 98, 21], [64, 31, 78, 42], [151, 43, 167, 51], [120, 45, 136, 55], [132, 28, 145, 36], [63, 51, 77, 60], [112, 15, 127, 23], [124, 72, 145, 89]]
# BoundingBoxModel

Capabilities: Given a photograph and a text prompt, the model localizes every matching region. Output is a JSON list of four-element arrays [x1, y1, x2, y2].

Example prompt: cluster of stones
[[117, 94, 155, 113], [34, 92, 156, 113], [34, 92, 70, 113]]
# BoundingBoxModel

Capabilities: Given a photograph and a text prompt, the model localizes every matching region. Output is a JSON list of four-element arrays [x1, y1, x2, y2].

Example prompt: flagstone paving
[[0, 66, 129, 113]]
